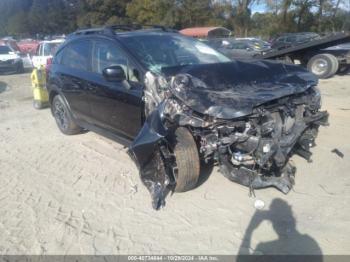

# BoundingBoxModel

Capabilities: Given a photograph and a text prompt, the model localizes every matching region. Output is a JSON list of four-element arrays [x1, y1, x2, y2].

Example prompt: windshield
[[0, 46, 12, 54], [119, 34, 230, 73], [43, 42, 61, 56]]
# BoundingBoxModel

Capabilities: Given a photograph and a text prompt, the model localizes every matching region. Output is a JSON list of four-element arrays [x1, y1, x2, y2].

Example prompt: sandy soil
[[0, 71, 349, 255]]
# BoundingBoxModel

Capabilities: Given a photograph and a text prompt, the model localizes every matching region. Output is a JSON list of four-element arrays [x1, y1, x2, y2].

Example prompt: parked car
[[235, 37, 271, 52], [32, 39, 64, 69], [0, 45, 24, 73], [1, 39, 33, 70], [207, 38, 262, 59], [47, 26, 328, 209], [17, 39, 40, 55]]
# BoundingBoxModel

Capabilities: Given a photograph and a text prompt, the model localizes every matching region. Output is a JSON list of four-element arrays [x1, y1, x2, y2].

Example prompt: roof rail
[[68, 24, 177, 38], [106, 24, 177, 33], [68, 27, 115, 38]]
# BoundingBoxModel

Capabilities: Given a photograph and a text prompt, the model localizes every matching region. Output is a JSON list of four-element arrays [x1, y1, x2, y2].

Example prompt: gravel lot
[[0, 71, 349, 255]]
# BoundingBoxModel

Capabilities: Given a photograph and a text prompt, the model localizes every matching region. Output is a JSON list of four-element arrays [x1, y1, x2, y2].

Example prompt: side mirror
[[103, 66, 126, 82]]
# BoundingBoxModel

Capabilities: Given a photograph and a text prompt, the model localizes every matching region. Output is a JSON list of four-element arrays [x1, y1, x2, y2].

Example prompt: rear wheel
[[16, 62, 24, 74], [307, 54, 339, 79], [172, 127, 200, 192], [52, 95, 82, 135]]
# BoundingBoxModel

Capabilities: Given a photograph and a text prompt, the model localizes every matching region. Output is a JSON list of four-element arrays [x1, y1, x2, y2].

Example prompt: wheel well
[[49, 91, 58, 104], [49, 91, 58, 115]]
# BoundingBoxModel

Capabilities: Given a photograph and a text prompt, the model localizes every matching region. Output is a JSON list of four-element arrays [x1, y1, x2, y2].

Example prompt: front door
[[87, 38, 143, 139]]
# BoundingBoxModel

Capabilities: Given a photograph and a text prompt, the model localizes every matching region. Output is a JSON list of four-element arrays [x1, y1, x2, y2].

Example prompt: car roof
[[40, 39, 65, 44], [116, 30, 179, 38], [67, 25, 179, 40]]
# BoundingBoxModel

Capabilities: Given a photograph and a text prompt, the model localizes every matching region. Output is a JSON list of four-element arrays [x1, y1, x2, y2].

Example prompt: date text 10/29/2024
[[127, 256, 219, 261]]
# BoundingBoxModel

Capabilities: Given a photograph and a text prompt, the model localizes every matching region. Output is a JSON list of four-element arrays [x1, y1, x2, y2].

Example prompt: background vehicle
[[235, 37, 271, 51], [207, 38, 270, 59], [1, 38, 33, 69], [270, 32, 320, 50], [207, 38, 263, 59], [179, 26, 232, 38], [32, 39, 64, 69], [261, 32, 350, 78], [17, 39, 40, 55], [47, 25, 327, 209], [0, 44, 24, 73]]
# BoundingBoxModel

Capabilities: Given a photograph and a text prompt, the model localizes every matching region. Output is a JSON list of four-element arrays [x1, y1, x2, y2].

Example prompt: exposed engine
[[194, 87, 328, 194]]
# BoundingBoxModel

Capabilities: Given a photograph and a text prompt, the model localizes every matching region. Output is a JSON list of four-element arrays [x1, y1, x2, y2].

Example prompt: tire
[[172, 127, 200, 192], [52, 95, 82, 135], [307, 54, 339, 79], [16, 62, 24, 74], [328, 54, 339, 75]]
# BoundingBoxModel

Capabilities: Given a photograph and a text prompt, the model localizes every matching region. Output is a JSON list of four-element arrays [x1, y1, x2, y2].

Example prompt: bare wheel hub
[[311, 58, 328, 75]]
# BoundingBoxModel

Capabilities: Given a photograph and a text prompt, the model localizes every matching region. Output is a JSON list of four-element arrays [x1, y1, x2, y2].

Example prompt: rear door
[[54, 39, 94, 123], [87, 38, 143, 139]]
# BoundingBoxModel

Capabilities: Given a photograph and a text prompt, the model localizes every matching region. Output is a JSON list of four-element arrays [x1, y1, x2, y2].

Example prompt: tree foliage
[[0, 0, 349, 38]]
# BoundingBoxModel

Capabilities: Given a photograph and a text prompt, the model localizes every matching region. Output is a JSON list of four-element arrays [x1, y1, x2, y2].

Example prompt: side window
[[92, 40, 139, 82], [61, 40, 91, 71], [233, 43, 246, 49], [286, 36, 296, 43]]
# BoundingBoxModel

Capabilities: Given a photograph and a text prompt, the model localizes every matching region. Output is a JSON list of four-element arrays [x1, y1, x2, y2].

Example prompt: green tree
[[126, 0, 177, 26], [77, 0, 131, 27]]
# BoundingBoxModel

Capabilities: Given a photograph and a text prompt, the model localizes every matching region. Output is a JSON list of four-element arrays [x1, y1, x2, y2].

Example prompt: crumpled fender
[[128, 102, 171, 210]]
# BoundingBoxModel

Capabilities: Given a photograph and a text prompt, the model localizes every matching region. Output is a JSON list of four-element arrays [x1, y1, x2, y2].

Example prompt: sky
[[251, 3, 267, 14], [250, 1, 350, 13]]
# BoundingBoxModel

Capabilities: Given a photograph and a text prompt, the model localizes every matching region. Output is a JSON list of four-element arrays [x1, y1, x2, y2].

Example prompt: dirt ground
[[0, 71, 349, 255]]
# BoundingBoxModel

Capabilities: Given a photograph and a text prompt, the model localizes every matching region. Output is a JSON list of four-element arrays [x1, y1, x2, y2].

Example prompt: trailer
[[257, 32, 350, 79]]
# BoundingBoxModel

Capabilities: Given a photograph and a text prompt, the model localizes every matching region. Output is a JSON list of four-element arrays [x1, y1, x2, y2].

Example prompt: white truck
[[31, 39, 64, 69]]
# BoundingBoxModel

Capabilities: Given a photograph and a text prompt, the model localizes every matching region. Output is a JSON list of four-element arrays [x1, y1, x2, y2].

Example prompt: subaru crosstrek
[[47, 26, 328, 209]]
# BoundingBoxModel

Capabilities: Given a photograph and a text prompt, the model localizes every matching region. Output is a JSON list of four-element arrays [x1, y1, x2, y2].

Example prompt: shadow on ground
[[337, 65, 350, 76], [0, 81, 7, 94], [196, 160, 215, 188], [237, 198, 323, 260]]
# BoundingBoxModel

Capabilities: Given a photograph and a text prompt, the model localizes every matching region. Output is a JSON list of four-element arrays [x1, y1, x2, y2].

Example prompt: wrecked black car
[[47, 26, 329, 209]]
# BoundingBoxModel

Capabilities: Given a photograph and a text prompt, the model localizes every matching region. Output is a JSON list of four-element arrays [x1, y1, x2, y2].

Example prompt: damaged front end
[[129, 61, 329, 209]]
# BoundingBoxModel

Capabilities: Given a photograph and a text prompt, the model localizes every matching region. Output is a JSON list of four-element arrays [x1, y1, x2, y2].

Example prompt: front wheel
[[52, 95, 82, 135], [172, 127, 200, 192]]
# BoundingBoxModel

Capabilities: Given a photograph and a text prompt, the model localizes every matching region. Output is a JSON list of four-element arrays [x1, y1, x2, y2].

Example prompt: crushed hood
[[162, 60, 318, 119]]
